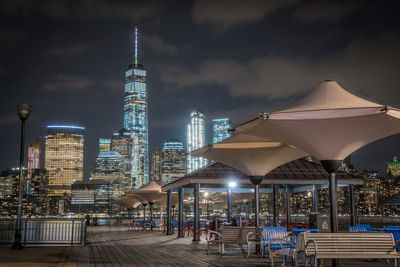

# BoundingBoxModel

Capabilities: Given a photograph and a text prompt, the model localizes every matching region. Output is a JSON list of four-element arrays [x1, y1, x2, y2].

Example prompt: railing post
[[71, 220, 75, 245]]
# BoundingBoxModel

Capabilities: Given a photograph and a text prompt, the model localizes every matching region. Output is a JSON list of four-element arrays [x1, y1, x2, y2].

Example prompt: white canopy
[[237, 80, 400, 160], [125, 181, 178, 205], [115, 197, 142, 209], [191, 134, 308, 176]]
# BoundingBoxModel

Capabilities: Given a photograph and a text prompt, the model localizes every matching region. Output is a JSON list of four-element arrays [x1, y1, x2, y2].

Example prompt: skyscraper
[[212, 118, 232, 143], [91, 151, 125, 196], [111, 129, 133, 190], [186, 110, 207, 174], [123, 26, 149, 188], [151, 147, 162, 185], [387, 156, 400, 176], [99, 138, 111, 152], [45, 125, 84, 195], [161, 139, 185, 185], [27, 142, 40, 194]]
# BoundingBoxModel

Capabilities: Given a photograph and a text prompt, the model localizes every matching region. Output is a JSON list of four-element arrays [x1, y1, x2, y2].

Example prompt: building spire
[[134, 25, 138, 66]]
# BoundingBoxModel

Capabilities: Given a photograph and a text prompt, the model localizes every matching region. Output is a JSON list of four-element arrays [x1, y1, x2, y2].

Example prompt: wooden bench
[[206, 227, 255, 255], [303, 232, 400, 267]]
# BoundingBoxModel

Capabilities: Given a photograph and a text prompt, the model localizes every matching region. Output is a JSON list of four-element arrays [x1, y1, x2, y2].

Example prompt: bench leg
[[220, 243, 224, 255], [271, 254, 274, 267], [395, 258, 397, 267], [314, 257, 318, 267], [247, 243, 250, 257]]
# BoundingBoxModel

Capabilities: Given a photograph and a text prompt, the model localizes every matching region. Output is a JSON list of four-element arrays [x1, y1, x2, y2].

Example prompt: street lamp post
[[12, 104, 31, 250]]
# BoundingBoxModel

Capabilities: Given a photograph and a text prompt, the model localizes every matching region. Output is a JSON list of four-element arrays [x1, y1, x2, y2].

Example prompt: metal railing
[[0, 219, 86, 246]]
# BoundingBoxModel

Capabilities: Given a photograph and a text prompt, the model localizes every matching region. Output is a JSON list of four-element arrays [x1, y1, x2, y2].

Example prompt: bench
[[206, 227, 255, 255], [303, 232, 400, 267]]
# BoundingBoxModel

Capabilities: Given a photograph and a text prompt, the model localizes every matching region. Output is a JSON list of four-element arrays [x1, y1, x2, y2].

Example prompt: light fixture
[[228, 181, 237, 188]]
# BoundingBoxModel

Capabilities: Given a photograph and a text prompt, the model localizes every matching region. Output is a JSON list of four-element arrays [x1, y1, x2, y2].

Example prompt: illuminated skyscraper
[[45, 125, 84, 195], [151, 147, 162, 184], [161, 139, 185, 185], [99, 138, 111, 152], [111, 129, 133, 190], [27, 142, 40, 194], [387, 156, 400, 176], [186, 110, 207, 174], [212, 118, 232, 143], [91, 151, 125, 196], [123, 26, 149, 188]]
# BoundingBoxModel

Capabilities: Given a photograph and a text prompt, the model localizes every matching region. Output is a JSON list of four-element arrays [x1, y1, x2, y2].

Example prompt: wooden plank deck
[[0, 226, 397, 266]]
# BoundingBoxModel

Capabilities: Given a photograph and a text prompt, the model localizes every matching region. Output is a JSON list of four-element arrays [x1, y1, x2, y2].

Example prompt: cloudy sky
[[1, 0, 399, 177]]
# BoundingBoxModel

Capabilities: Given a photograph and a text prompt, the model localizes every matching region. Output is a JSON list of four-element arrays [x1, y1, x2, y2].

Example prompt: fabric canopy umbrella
[[236, 80, 400, 235], [116, 197, 142, 209], [192, 133, 308, 239]]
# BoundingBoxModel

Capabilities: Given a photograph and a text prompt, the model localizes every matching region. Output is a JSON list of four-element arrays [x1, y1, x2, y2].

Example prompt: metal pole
[[349, 185, 356, 226], [286, 185, 291, 225], [227, 187, 232, 224], [143, 203, 147, 220], [149, 202, 154, 231], [273, 184, 279, 226], [328, 173, 338, 233], [321, 160, 342, 267], [178, 187, 184, 238], [13, 119, 25, 249], [249, 176, 263, 255], [193, 183, 200, 242], [167, 190, 172, 235], [312, 184, 319, 213]]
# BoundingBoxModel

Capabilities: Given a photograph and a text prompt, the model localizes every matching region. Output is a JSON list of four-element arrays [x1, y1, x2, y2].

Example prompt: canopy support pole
[[227, 187, 232, 224], [249, 176, 263, 255], [178, 187, 184, 238], [321, 160, 342, 267], [273, 184, 279, 226], [149, 202, 154, 231], [193, 183, 200, 242], [286, 185, 291, 225], [167, 190, 172, 235], [349, 185, 356, 226], [312, 184, 319, 213], [143, 203, 147, 220]]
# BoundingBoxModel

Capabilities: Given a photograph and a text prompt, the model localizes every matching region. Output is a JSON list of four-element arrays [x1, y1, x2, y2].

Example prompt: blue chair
[[349, 226, 369, 232], [355, 224, 371, 229], [262, 227, 289, 259], [385, 228, 400, 264]]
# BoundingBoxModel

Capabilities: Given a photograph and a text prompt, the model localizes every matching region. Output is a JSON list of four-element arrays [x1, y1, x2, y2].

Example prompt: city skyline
[[1, 0, 400, 177]]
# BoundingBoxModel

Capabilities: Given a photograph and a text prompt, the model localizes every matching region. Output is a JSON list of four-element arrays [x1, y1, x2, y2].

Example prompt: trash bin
[[310, 212, 330, 232]]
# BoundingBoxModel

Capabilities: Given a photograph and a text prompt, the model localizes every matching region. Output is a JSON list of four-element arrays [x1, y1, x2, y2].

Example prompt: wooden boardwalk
[[0, 226, 396, 266]]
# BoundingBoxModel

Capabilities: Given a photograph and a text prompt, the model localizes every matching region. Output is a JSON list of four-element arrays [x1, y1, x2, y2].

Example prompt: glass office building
[[161, 139, 185, 185], [27, 142, 40, 194], [123, 26, 149, 188], [151, 147, 162, 185], [99, 138, 111, 152], [212, 118, 232, 143], [186, 110, 208, 174], [45, 125, 84, 195]]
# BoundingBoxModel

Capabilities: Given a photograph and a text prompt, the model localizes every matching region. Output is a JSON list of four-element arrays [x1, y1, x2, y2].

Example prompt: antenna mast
[[134, 25, 138, 66]]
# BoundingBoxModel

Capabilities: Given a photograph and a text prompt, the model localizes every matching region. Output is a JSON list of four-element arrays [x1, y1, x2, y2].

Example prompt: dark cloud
[[0, 27, 26, 43], [0, 114, 18, 127], [142, 34, 179, 54], [293, 1, 360, 23], [0, 0, 160, 21], [159, 32, 400, 105], [42, 74, 95, 92], [192, 0, 299, 32], [47, 42, 92, 57]]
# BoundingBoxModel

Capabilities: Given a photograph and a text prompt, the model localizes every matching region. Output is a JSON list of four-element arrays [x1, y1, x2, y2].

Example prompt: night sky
[[1, 0, 399, 178]]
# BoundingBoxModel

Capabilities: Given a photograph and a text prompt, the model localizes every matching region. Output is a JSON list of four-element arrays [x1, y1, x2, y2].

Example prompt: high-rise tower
[[123, 26, 149, 188], [161, 139, 185, 185], [186, 110, 207, 174], [45, 125, 84, 195], [212, 118, 232, 143]]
